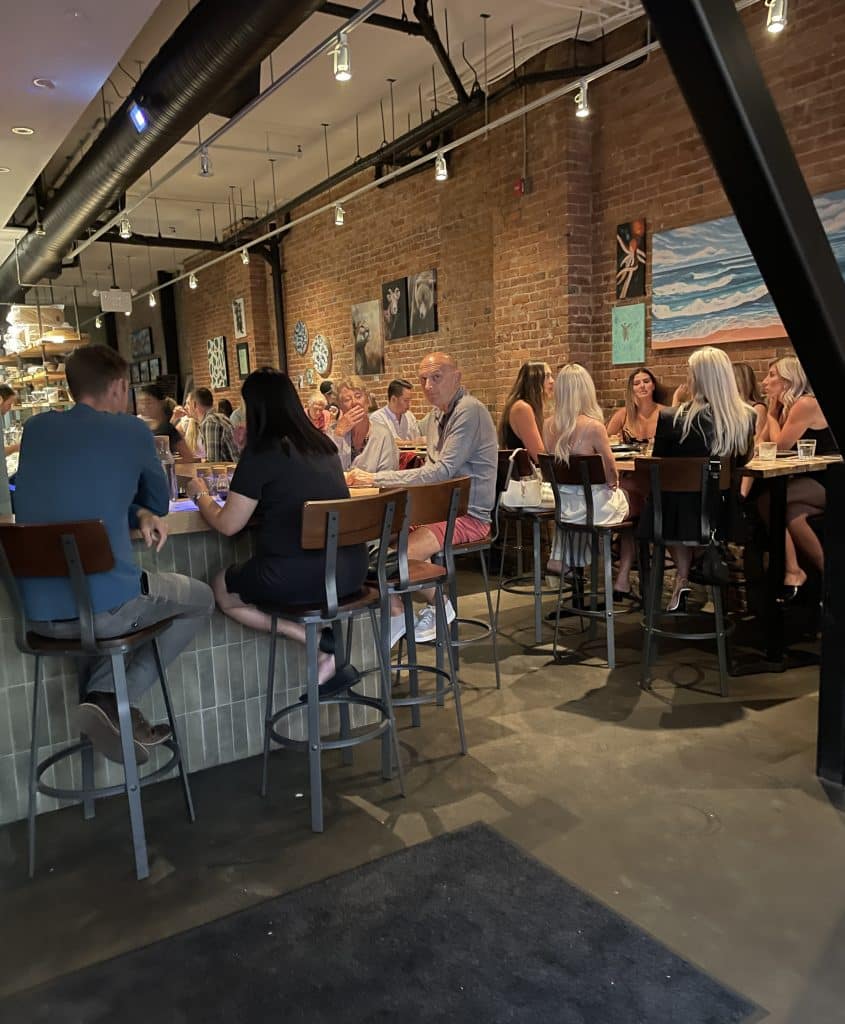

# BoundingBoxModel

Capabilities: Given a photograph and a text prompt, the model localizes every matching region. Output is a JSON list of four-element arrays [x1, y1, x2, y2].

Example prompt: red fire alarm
[[513, 177, 525, 196]]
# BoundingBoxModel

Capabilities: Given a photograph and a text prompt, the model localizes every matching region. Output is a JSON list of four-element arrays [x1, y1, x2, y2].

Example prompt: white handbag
[[502, 449, 543, 507]]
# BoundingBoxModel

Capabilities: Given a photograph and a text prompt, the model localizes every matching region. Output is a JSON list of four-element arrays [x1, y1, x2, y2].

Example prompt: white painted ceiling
[[2, 0, 644, 303]]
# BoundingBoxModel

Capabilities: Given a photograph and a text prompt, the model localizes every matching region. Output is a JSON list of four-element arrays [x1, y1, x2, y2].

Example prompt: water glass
[[797, 439, 817, 460], [758, 441, 778, 461]]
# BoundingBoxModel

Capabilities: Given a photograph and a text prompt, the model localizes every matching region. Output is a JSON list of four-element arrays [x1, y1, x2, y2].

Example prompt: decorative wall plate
[[312, 333, 332, 376], [305, 367, 315, 386], [293, 319, 308, 355]]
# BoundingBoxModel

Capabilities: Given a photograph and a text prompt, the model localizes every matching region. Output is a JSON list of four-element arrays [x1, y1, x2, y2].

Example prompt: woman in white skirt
[[544, 364, 634, 598]]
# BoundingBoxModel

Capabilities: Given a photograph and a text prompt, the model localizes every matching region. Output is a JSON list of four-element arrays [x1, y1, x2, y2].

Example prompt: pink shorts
[[416, 514, 491, 550]]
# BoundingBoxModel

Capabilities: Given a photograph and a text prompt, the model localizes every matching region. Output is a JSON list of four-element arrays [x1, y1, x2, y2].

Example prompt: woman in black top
[[650, 347, 755, 611], [497, 361, 554, 460], [139, 383, 194, 460], [187, 368, 368, 689]]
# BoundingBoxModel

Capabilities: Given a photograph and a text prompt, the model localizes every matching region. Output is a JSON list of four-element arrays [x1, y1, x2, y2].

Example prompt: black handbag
[[699, 535, 731, 586]]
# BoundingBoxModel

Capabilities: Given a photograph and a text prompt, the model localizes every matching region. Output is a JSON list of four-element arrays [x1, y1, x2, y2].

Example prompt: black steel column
[[157, 269, 182, 385], [104, 312, 118, 351], [640, 0, 845, 784], [266, 239, 287, 372]]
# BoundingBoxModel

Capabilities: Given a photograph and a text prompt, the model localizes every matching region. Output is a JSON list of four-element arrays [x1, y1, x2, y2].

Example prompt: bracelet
[[194, 491, 211, 501]]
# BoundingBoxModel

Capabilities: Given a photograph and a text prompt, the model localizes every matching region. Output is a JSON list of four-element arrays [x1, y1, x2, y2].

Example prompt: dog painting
[[351, 300, 385, 376], [408, 269, 438, 336], [381, 278, 409, 341]]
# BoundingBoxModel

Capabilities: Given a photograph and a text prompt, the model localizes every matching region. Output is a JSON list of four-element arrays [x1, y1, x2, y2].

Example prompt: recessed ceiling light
[[11, 127, 35, 136], [32, 78, 55, 90], [0, 167, 10, 174]]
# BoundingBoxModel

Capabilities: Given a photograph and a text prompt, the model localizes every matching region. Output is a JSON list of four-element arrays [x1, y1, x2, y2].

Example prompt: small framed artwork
[[139, 360, 151, 383], [148, 356, 161, 380], [130, 363, 141, 384], [130, 326, 153, 358], [232, 297, 247, 339], [616, 219, 647, 299], [382, 278, 409, 340], [408, 269, 438, 335], [236, 342, 251, 379], [207, 335, 229, 388], [611, 302, 646, 365]]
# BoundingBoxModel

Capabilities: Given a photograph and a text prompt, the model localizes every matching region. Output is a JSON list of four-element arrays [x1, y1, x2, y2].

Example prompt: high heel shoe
[[667, 577, 690, 613], [777, 583, 803, 604]]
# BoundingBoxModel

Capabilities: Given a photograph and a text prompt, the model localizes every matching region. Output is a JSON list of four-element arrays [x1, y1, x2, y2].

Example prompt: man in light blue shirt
[[15, 346, 213, 764], [370, 378, 422, 441]]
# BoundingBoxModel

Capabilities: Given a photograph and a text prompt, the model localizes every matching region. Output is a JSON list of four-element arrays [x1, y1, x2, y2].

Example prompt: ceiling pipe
[[413, 0, 470, 104], [319, 2, 423, 35], [0, 0, 325, 303], [98, 230, 226, 252]]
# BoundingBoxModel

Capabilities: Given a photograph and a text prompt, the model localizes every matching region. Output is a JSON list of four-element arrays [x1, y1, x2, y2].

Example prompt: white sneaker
[[414, 599, 456, 643], [390, 613, 407, 649]]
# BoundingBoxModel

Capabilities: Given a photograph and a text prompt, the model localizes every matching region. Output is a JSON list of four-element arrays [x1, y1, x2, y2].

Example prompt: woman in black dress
[[651, 347, 755, 611], [187, 368, 367, 688], [498, 361, 555, 461], [606, 366, 666, 445], [138, 383, 195, 460]]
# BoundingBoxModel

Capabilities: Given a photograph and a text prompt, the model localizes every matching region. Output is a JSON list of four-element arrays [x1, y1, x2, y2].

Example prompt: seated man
[[189, 386, 238, 463], [348, 352, 497, 643], [14, 346, 214, 764], [370, 378, 423, 441]]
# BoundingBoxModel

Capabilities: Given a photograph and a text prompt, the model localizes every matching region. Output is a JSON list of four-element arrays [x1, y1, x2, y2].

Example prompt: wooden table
[[616, 453, 841, 671]]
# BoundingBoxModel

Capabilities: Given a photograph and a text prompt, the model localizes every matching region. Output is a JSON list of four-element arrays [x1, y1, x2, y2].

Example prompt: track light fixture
[[125, 309, 131, 317], [574, 81, 590, 118], [149, 292, 157, 308], [241, 248, 250, 265], [434, 152, 448, 182], [118, 214, 132, 240], [198, 145, 213, 177], [34, 221, 46, 237], [189, 272, 198, 289], [334, 204, 345, 226], [765, 0, 787, 33], [331, 31, 351, 82], [95, 315, 102, 328]]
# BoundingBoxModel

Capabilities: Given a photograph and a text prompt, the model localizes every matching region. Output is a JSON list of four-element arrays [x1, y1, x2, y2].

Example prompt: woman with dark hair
[[498, 361, 554, 460], [606, 366, 665, 444], [138, 382, 195, 460], [186, 368, 368, 689], [217, 398, 234, 418]]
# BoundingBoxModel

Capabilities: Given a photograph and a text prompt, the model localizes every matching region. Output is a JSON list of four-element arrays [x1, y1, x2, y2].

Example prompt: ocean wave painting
[[651, 188, 845, 348]]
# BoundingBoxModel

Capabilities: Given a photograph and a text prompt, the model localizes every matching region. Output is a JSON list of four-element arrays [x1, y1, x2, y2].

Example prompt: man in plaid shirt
[[189, 387, 238, 462]]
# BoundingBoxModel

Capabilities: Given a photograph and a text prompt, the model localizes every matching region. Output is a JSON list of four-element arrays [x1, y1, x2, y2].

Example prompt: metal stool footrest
[[36, 739, 181, 802], [499, 573, 568, 599], [642, 612, 736, 644], [268, 692, 391, 754], [380, 661, 458, 708]]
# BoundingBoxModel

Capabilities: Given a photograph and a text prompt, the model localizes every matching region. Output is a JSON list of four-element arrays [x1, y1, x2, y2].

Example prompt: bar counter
[[0, 500, 380, 825]]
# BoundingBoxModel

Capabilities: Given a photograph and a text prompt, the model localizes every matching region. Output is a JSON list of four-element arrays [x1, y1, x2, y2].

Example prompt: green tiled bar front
[[0, 527, 380, 825]]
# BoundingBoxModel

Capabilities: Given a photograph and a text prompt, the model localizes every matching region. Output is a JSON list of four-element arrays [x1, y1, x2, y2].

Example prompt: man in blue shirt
[[15, 346, 214, 764]]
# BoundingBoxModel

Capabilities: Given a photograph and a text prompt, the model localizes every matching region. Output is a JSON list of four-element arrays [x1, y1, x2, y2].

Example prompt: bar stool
[[639, 457, 732, 695], [386, 477, 469, 750], [259, 489, 408, 833], [538, 454, 637, 669], [0, 521, 193, 882], [495, 448, 559, 646]]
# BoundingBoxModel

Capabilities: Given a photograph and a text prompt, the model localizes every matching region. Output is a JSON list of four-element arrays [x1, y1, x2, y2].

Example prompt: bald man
[[349, 352, 497, 644]]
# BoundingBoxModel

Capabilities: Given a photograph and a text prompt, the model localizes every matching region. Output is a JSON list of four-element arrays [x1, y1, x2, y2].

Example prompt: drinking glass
[[797, 439, 817, 460], [758, 441, 778, 461]]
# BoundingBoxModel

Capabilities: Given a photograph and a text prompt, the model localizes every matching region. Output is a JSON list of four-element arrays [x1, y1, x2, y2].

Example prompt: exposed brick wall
[[176, 255, 278, 409], [178, 0, 844, 422]]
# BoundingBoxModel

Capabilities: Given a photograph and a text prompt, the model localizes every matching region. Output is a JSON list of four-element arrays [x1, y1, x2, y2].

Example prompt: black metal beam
[[261, 238, 287, 371], [95, 230, 226, 252], [638, 0, 845, 786], [319, 2, 423, 35], [413, 0, 470, 104]]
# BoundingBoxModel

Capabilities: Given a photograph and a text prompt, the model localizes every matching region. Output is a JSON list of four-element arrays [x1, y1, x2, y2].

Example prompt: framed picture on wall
[[236, 342, 251, 379], [130, 363, 141, 384], [207, 335, 229, 388], [130, 326, 153, 358], [148, 356, 161, 380], [232, 297, 247, 339], [139, 361, 151, 383]]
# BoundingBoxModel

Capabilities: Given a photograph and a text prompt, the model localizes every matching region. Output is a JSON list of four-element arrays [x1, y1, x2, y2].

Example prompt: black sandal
[[299, 663, 361, 703]]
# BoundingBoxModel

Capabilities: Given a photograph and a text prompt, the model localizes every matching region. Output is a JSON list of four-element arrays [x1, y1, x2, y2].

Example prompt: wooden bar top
[[614, 453, 841, 478]]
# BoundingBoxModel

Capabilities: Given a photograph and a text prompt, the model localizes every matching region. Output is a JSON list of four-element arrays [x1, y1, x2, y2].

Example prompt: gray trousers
[[32, 572, 215, 703]]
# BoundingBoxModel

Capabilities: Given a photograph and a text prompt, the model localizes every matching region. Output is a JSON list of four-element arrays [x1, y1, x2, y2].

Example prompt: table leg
[[533, 518, 543, 645], [764, 476, 787, 664]]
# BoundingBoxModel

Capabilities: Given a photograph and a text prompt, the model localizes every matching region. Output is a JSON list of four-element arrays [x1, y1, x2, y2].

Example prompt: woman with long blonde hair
[[760, 355, 837, 597], [652, 346, 755, 610], [544, 364, 633, 597], [498, 360, 554, 460]]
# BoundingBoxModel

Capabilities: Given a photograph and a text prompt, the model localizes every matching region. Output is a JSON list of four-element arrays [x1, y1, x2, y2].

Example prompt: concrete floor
[[1, 580, 843, 1023]]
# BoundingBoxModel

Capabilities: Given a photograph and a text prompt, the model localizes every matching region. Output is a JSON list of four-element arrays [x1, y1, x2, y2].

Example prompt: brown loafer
[[77, 702, 150, 765]]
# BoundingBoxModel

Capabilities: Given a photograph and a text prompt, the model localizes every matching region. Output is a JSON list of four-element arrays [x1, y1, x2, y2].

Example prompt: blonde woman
[[652, 347, 755, 611], [606, 366, 665, 443], [331, 375, 398, 473], [304, 389, 331, 433], [543, 364, 633, 597], [498, 361, 554, 461], [760, 356, 836, 597]]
